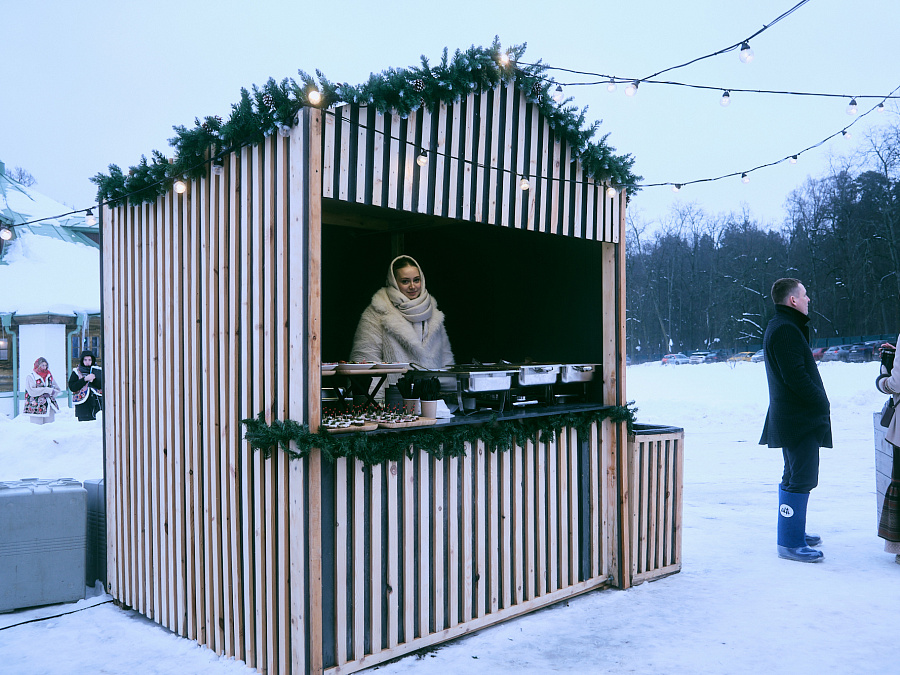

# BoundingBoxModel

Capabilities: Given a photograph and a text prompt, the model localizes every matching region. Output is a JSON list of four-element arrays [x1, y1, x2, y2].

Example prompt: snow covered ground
[[1, 361, 898, 674]]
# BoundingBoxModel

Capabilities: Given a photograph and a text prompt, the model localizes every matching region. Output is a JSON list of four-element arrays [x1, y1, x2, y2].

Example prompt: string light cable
[[637, 84, 900, 191]]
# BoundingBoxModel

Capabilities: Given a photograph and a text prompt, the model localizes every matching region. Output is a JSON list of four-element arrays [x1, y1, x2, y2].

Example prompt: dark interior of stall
[[321, 202, 606, 394]]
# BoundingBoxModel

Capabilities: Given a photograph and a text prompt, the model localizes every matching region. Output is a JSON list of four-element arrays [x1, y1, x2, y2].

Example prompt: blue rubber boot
[[805, 533, 822, 547], [777, 486, 824, 563]]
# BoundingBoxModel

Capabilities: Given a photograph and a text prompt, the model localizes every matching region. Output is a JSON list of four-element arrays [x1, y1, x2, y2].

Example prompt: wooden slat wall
[[321, 429, 615, 675], [629, 430, 685, 585], [321, 83, 619, 242], [102, 128, 301, 674]]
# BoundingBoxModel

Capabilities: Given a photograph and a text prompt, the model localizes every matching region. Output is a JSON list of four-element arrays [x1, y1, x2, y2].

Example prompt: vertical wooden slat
[[448, 101, 462, 219], [557, 432, 568, 589], [500, 450, 511, 610], [432, 457, 445, 631], [370, 463, 383, 654], [433, 103, 448, 217], [402, 111, 417, 213], [591, 422, 602, 580], [387, 114, 401, 211], [386, 460, 399, 648], [535, 439, 546, 596], [568, 427, 579, 584], [513, 441, 523, 605], [460, 446, 473, 623], [137, 203, 150, 617], [447, 455, 459, 627], [418, 452, 430, 637], [371, 113, 385, 208], [336, 459, 348, 665], [524, 439, 536, 601], [323, 109, 336, 199], [487, 91, 500, 225], [417, 109, 431, 215], [475, 441, 486, 617], [353, 460, 365, 661], [547, 437, 558, 592], [403, 453, 415, 641], [474, 95, 488, 223], [190, 178, 206, 642], [101, 205, 119, 603], [338, 107, 351, 201], [488, 448, 499, 616]]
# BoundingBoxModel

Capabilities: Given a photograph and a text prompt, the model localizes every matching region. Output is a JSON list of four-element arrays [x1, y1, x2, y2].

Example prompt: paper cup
[[420, 400, 438, 419]]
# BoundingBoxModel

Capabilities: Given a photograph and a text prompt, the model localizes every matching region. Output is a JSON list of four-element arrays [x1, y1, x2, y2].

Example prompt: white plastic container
[[0, 478, 87, 612]]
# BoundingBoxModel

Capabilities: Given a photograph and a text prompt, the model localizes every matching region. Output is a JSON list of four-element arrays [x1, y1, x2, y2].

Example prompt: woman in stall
[[350, 255, 454, 377], [24, 356, 61, 425], [876, 339, 900, 565]]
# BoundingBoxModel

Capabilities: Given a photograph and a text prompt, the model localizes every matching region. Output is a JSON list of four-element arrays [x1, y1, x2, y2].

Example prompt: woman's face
[[394, 265, 422, 300]]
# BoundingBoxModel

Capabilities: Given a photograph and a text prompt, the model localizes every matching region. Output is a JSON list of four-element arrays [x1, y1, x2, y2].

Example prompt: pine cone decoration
[[412, 79, 425, 92], [262, 93, 274, 107]]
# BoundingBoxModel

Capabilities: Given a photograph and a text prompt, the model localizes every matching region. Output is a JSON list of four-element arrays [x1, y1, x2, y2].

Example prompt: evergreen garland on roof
[[92, 38, 640, 207]]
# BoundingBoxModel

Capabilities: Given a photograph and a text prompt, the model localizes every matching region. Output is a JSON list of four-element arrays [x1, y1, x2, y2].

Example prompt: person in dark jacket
[[759, 278, 831, 563], [68, 349, 103, 421]]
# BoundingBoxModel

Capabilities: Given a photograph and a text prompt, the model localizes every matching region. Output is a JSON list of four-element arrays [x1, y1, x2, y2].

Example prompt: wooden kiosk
[[101, 77, 683, 674]]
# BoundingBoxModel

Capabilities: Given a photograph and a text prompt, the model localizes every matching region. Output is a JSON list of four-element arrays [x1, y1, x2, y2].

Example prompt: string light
[[720, 91, 731, 107], [212, 158, 225, 176], [672, 184, 682, 193], [624, 81, 639, 97], [846, 98, 858, 115], [607, 80, 617, 93], [789, 155, 798, 164], [278, 124, 292, 137], [877, 102, 886, 113], [739, 42, 754, 64], [520, 176, 530, 191], [307, 89, 323, 106], [841, 129, 852, 139], [606, 185, 618, 198], [85, 209, 96, 226], [741, 172, 750, 183], [499, 53, 510, 67], [174, 178, 187, 194], [552, 85, 564, 103], [416, 150, 428, 167], [0, 227, 12, 241]]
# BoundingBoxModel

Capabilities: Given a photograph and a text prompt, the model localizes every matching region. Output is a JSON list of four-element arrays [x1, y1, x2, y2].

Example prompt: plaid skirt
[[878, 481, 900, 542]]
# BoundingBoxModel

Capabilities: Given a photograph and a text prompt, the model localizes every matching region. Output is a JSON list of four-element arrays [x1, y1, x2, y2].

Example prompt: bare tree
[[6, 166, 36, 186]]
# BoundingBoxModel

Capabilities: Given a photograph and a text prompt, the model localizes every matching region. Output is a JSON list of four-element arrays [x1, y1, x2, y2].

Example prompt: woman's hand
[[85, 373, 95, 382]]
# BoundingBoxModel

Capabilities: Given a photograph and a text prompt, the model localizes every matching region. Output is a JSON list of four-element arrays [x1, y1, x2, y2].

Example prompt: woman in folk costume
[[24, 356, 61, 425], [68, 349, 103, 422], [875, 340, 900, 564], [350, 255, 454, 386]]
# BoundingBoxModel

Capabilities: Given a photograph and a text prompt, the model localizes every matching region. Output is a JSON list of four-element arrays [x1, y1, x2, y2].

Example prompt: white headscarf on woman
[[385, 255, 433, 335]]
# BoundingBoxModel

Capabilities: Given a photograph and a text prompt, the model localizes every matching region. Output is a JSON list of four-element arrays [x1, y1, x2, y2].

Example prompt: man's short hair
[[771, 278, 802, 305]]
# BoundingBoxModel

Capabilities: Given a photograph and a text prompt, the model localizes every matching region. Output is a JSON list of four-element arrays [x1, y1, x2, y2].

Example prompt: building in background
[[0, 159, 100, 417]]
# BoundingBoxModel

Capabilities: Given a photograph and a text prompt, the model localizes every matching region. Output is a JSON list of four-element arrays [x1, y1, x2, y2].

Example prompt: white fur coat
[[350, 287, 454, 369]]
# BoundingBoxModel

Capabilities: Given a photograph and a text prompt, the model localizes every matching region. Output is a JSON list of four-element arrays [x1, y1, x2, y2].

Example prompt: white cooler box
[[0, 478, 87, 612]]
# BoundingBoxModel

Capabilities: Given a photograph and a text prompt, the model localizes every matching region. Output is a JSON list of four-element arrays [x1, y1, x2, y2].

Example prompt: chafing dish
[[559, 364, 597, 383], [515, 364, 561, 386]]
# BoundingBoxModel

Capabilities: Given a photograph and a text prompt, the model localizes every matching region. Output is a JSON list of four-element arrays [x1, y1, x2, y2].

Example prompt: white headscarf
[[385, 255, 434, 330]]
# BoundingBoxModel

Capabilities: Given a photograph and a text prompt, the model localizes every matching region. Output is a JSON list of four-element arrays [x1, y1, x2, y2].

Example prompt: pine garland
[[92, 38, 640, 207], [242, 404, 637, 466]]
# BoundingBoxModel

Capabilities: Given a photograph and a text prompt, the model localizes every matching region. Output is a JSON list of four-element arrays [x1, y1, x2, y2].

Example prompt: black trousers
[[781, 434, 820, 493]]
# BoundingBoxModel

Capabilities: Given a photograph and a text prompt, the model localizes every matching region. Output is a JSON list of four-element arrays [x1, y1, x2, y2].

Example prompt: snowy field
[[1, 361, 898, 674]]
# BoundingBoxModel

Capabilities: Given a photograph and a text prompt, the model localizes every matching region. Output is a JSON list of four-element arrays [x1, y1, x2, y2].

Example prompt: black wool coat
[[759, 304, 833, 449]]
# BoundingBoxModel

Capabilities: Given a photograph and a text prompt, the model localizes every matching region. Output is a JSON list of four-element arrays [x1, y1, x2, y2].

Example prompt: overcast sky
[[2, 0, 897, 230]]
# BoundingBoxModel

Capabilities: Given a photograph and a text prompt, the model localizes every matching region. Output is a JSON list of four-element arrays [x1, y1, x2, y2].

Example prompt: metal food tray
[[559, 364, 596, 383], [516, 364, 560, 386], [459, 370, 516, 392]]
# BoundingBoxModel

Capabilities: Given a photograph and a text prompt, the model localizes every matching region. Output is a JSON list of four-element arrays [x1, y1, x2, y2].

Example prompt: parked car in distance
[[703, 349, 731, 363], [728, 351, 756, 363], [689, 351, 711, 364], [751, 349, 765, 363], [662, 353, 690, 365], [811, 347, 825, 361], [822, 345, 850, 362], [847, 343, 875, 363]]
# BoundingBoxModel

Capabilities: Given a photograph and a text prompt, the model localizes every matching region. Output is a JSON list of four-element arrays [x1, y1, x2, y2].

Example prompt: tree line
[[626, 121, 900, 360]]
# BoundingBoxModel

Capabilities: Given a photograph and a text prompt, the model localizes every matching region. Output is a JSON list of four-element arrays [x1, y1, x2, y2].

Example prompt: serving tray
[[377, 417, 438, 429], [324, 423, 379, 434]]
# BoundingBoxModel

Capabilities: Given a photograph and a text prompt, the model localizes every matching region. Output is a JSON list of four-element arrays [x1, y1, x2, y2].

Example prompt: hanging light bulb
[[212, 159, 225, 176], [606, 185, 618, 198], [877, 102, 886, 113], [624, 81, 639, 97], [174, 178, 187, 194], [846, 98, 858, 115], [520, 176, 530, 191], [606, 79, 617, 93], [789, 155, 798, 164], [720, 91, 731, 107], [307, 89, 323, 106], [278, 124, 291, 137], [842, 129, 852, 139], [0, 227, 12, 241], [672, 184, 682, 193], [741, 172, 750, 184], [499, 52, 510, 67], [739, 42, 754, 63], [85, 209, 97, 226], [416, 150, 428, 167], [552, 85, 564, 104]]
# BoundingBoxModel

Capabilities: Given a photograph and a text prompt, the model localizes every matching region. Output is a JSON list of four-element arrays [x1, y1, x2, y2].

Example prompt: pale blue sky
[[2, 0, 897, 228]]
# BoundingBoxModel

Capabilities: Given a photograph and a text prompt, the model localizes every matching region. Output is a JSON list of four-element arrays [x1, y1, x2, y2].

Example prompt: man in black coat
[[759, 278, 831, 563]]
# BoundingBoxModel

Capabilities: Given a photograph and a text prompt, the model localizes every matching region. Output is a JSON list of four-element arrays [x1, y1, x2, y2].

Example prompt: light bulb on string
[[85, 209, 96, 226], [672, 184, 682, 193], [307, 89, 323, 106], [741, 172, 750, 184], [846, 98, 858, 115], [739, 42, 754, 63], [720, 91, 731, 107], [499, 52, 510, 67], [789, 155, 798, 164], [0, 227, 13, 241], [416, 150, 428, 167], [842, 129, 852, 139], [606, 79, 617, 93], [212, 159, 225, 176], [520, 176, 530, 191], [624, 81, 639, 97], [174, 178, 187, 194], [606, 185, 618, 199], [877, 102, 886, 113], [552, 85, 564, 104]]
